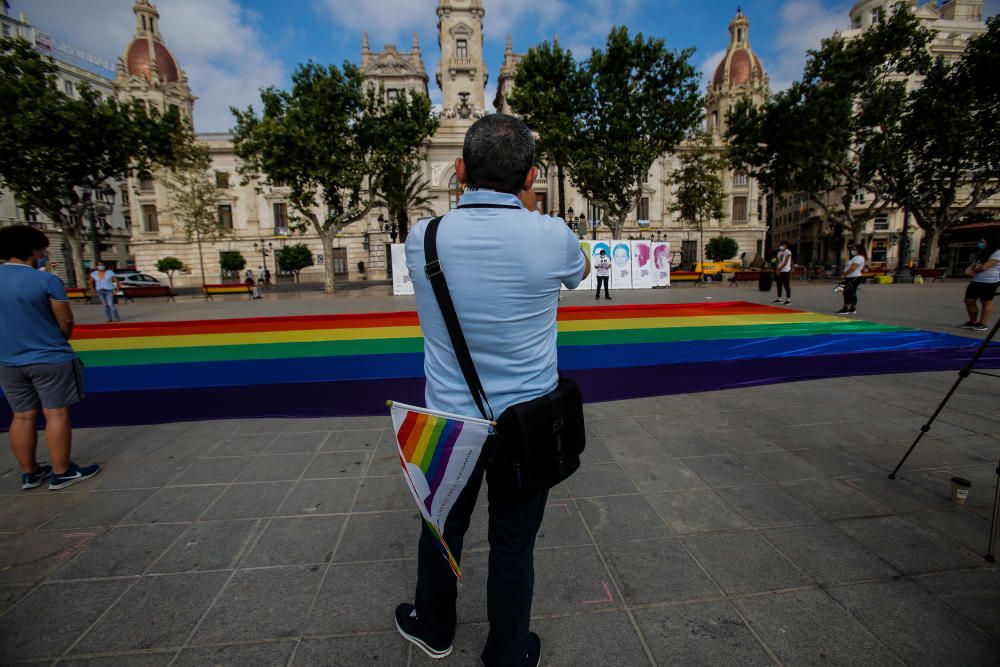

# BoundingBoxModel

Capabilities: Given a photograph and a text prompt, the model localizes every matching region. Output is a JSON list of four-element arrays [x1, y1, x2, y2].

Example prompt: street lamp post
[[253, 240, 273, 279], [893, 209, 911, 282]]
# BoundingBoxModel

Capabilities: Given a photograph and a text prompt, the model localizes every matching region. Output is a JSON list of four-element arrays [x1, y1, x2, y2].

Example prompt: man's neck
[[6, 258, 34, 267]]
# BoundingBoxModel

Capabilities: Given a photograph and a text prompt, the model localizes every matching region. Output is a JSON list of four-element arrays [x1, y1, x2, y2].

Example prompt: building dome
[[713, 48, 764, 86], [126, 38, 180, 82]]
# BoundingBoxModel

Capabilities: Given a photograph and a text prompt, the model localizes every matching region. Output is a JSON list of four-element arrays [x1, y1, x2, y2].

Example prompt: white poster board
[[631, 240, 654, 289], [651, 241, 671, 287], [390, 243, 414, 295], [590, 241, 611, 292], [575, 240, 595, 290], [610, 240, 632, 289]]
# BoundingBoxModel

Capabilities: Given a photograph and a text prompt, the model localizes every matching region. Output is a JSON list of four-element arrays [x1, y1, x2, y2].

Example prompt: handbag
[[422, 211, 586, 492]]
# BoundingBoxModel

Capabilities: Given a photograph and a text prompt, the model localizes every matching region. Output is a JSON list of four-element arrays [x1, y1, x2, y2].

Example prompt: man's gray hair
[[462, 114, 535, 195]]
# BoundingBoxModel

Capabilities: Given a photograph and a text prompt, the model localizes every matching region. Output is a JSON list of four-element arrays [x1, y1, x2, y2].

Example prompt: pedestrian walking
[[88, 263, 120, 322], [257, 265, 265, 285], [0, 226, 100, 491], [774, 240, 792, 305], [595, 249, 611, 300], [837, 244, 867, 315], [244, 268, 255, 286], [961, 234, 1000, 332], [399, 114, 589, 666], [264, 267, 271, 285]]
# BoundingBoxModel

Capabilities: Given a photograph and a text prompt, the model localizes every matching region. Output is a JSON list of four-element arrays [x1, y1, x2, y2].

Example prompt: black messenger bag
[[423, 211, 585, 492]]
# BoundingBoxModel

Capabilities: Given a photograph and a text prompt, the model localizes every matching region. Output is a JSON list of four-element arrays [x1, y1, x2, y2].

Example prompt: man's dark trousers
[[596, 275, 610, 299], [414, 437, 548, 666]]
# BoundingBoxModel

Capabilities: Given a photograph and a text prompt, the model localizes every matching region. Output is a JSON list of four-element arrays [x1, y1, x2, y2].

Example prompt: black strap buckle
[[425, 260, 442, 278]]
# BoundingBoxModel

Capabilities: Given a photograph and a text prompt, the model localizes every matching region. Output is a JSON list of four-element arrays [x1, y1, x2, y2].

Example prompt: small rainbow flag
[[390, 401, 492, 579]]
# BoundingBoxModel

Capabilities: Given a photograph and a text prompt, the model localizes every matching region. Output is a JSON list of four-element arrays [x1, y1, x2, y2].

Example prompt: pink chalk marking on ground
[[548, 501, 571, 514], [582, 580, 614, 605], [56, 531, 99, 561]]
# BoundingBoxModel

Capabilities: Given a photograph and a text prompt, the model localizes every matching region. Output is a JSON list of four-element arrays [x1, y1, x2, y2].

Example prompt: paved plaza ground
[[1, 281, 999, 665]]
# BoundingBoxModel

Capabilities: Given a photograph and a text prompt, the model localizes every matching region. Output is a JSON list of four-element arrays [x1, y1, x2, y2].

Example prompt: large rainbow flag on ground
[[2, 301, 997, 428]]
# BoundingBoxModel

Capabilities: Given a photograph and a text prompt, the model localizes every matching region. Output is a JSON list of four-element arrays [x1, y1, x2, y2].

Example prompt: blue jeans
[[96, 289, 119, 321], [414, 437, 548, 666]]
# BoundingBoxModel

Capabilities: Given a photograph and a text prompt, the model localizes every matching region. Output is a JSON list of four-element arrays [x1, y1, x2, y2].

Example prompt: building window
[[142, 15, 147, 31], [448, 173, 461, 209], [215, 171, 230, 189], [271, 178, 287, 188], [24, 208, 39, 224], [853, 189, 866, 204], [123, 213, 132, 230], [64, 80, 74, 97], [456, 39, 468, 59], [637, 197, 650, 221], [732, 196, 748, 222], [218, 204, 233, 230], [874, 213, 889, 231], [139, 173, 155, 192], [588, 201, 605, 225], [386, 88, 399, 102], [331, 247, 349, 279], [871, 7, 883, 24], [121, 188, 130, 205], [141, 204, 159, 232], [732, 171, 749, 188], [2, 23, 11, 38], [273, 202, 289, 232]]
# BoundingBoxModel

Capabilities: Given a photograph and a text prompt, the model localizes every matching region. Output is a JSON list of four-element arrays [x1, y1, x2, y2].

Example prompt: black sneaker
[[773, 298, 782, 303], [605, 296, 612, 300], [394, 603, 452, 659], [970, 322, 989, 331], [21, 464, 52, 490], [783, 299, 791, 305], [847, 308, 857, 315], [835, 308, 850, 315], [48, 463, 101, 490], [959, 321, 978, 328], [525, 632, 541, 667]]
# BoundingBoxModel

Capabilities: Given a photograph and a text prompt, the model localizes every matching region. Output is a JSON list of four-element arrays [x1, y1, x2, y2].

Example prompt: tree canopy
[[163, 145, 228, 284], [154, 256, 184, 286], [276, 243, 314, 282], [669, 132, 726, 271]]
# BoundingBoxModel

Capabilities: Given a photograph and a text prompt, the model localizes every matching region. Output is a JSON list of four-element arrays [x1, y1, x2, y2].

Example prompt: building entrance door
[[331, 247, 349, 281]]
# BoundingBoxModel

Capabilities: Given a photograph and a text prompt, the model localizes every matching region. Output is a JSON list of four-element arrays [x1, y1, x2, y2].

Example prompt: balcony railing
[[450, 57, 476, 69]]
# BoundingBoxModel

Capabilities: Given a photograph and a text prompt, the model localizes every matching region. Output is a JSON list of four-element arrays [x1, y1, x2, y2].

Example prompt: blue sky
[[17, 0, 1000, 132]]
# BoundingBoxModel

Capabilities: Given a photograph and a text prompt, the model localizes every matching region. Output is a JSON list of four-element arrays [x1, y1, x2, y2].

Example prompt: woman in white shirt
[[837, 244, 867, 315], [962, 235, 1000, 332]]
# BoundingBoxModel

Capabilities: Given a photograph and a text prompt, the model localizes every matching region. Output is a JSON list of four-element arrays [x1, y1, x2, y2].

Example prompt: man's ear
[[521, 166, 538, 192], [454, 158, 467, 186]]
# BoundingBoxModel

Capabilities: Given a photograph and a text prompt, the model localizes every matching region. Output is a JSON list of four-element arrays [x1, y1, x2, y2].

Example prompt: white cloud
[[770, 0, 852, 91], [17, 0, 284, 132], [699, 48, 726, 92], [313, 0, 430, 44]]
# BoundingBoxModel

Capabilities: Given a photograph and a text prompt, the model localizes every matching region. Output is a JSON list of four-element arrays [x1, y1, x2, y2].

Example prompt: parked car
[[115, 271, 166, 288]]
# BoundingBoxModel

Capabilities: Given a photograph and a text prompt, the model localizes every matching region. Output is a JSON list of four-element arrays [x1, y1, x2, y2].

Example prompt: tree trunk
[[397, 209, 408, 243], [320, 233, 336, 294], [66, 229, 87, 289], [557, 163, 566, 220], [923, 226, 943, 268], [195, 227, 207, 285]]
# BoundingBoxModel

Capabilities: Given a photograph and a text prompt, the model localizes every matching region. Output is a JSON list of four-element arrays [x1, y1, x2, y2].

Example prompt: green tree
[[233, 62, 420, 293], [507, 38, 584, 219], [568, 27, 702, 238], [276, 243, 314, 282], [163, 145, 229, 284], [154, 256, 184, 287], [0, 36, 192, 288], [368, 88, 439, 242], [219, 250, 246, 277], [706, 236, 739, 262], [669, 132, 726, 276]]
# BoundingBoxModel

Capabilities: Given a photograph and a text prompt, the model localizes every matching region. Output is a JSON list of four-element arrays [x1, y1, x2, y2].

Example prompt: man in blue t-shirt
[[0, 226, 100, 491]]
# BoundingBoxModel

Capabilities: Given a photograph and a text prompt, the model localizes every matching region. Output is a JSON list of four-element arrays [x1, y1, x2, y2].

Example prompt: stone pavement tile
[[535, 500, 593, 550], [0, 491, 86, 532], [779, 479, 891, 520], [857, 441, 991, 471], [827, 579, 1000, 665], [0, 530, 90, 585], [233, 418, 289, 435], [769, 404, 846, 427], [906, 508, 995, 555], [616, 453, 706, 494], [234, 453, 314, 483], [834, 516, 982, 576], [353, 475, 416, 512], [336, 416, 392, 430], [169, 456, 255, 485], [97, 437, 173, 460], [367, 432, 405, 477], [53, 524, 185, 580], [73, 571, 228, 653], [682, 531, 811, 595], [0, 579, 131, 662], [282, 417, 342, 433], [580, 438, 614, 464], [180, 420, 241, 439], [0, 584, 32, 614], [122, 485, 226, 524], [264, 431, 329, 455], [277, 478, 361, 516], [92, 458, 188, 491], [206, 433, 277, 457], [588, 416, 648, 439], [790, 447, 885, 478], [531, 546, 623, 615], [619, 396, 672, 417], [600, 537, 719, 605], [760, 423, 879, 450], [736, 589, 903, 666], [584, 401, 630, 419], [600, 434, 663, 459], [531, 611, 650, 666], [199, 482, 289, 521], [175, 641, 295, 666], [634, 600, 773, 666], [716, 485, 820, 528], [565, 462, 640, 497], [683, 455, 767, 488], [712, 429, 783, 456], [149, 519, 260, 573], [306, 558, 414, 635], [645, 489, 750, 535], [915, 569, 1000, 639], [320, 429, 381, 452], [302, 452, 370, 479], [241, 515, 345, 567], [55, 653, 177, 666], [652, 431, 729, 457], [904, 465, 998, 504], [741, 451, 825, 482], [294, 634, 409, 666], [761, 523, 898, 585], [946, 434, 1000, 460], [333, 510, 421, 563], [577, 494, 672, 544], [192, 565, 325, 644], [43, 489, 155, 530]]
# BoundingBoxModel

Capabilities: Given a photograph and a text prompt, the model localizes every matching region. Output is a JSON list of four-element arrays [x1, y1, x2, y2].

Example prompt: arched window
[[448, 173, 461, 209]]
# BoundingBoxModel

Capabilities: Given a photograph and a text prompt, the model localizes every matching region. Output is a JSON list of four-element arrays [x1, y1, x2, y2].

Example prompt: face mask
[[37, 256, 48, 268], [850, 251, 857, 257], [779, 246, 786, 251], [97, 265, 106, 271], [978, 242, 987, 250]]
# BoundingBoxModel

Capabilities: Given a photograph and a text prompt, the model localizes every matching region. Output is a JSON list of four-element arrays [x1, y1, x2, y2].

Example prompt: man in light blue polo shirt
[[0, 225, 100, 491], [396, 115, 588, 667]]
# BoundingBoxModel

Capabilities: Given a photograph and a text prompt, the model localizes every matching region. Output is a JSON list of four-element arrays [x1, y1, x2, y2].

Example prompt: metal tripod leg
[[987, 458, 1000, 563]]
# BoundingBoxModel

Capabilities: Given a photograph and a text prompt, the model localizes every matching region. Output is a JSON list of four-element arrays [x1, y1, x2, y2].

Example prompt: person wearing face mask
[[595, 249, 611, 300], [88, 262, 120, 323], [837, 244, 867, 315], [961, 234, 1000, 332], [773, 241, 792, 305]]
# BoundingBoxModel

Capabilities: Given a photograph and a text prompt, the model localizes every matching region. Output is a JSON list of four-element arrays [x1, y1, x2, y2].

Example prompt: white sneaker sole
[[395, 616, 453, 659]]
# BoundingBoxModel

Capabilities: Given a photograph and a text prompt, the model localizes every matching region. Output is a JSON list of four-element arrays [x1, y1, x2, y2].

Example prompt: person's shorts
[[965, 281, 1000, 301], [0, 359, 85, 413]]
